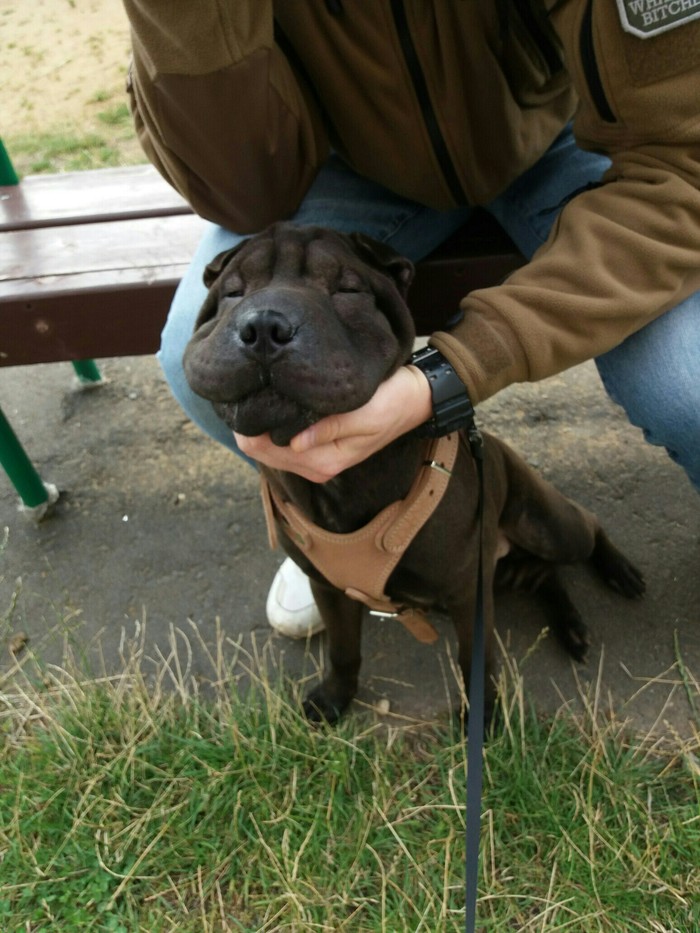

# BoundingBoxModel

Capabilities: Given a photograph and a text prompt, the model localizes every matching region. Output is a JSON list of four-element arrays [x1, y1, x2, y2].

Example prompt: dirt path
[[2, 0, 131, 134]]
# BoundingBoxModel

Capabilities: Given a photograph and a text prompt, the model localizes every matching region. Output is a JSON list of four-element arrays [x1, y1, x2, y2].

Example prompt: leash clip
[[467, 422, 484, 460]]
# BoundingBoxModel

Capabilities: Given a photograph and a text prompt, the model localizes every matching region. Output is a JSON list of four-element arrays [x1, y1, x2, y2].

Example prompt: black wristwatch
[[411, 346, 476, 438]]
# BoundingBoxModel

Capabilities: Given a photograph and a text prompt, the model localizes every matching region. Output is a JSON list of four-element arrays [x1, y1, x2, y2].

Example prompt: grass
[[4, 98, 144, 176], [0, 619, 698, 932], [96, 102, 132, 127], [5, 130, 127, 175]]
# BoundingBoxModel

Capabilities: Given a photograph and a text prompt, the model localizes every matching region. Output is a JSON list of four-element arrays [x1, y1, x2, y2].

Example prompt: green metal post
[[0, 406, 50, 508], [1, 140, 84, 515], [72, 359, 103, 383], [0, 143, 48, 508], [0, 138, 20, 185]]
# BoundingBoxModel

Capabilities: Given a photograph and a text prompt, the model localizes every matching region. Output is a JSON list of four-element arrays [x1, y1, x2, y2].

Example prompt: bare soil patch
[[1, 0, 142, 170], [2, 0, 130, 131]]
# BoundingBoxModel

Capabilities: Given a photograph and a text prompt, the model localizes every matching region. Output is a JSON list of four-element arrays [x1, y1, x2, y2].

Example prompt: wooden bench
[[0, 161, 523, 516]]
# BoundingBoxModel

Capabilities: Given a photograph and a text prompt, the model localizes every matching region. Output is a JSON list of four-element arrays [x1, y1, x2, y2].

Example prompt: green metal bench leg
[[0, 405, 58, 517], [72, 359, 103, 383], [0, 141, 58, 518], [0, 138, 19, 185]]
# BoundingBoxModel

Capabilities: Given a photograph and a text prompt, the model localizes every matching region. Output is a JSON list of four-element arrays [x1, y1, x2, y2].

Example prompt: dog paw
[[557, 612, 591, 663], [606, 556, 646, 600], [302, 686, 351, 726], [592, 531, 646, 599]]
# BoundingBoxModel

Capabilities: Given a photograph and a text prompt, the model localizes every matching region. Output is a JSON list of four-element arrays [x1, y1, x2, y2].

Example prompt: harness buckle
[[369, 608, 400, 619]]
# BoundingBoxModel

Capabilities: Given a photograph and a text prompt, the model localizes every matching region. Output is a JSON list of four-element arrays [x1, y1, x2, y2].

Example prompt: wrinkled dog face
[[183, 223, 416, 445]]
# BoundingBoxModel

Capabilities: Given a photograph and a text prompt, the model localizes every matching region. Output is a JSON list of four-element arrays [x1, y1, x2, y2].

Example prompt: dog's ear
[[203, 241, 248, 289], [194, 244, 247, 330], [347, 233, 415, 298]]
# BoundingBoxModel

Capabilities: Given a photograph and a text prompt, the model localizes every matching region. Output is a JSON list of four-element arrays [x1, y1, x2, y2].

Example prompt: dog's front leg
[[302, 579, 363, 725]]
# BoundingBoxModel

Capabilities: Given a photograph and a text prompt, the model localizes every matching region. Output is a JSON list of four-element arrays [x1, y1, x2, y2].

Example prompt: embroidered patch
[[616, 0, 700, 37]]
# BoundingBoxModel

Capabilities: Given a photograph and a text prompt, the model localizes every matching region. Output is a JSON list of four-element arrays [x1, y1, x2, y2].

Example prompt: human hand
[[234, 365, 432, 483]]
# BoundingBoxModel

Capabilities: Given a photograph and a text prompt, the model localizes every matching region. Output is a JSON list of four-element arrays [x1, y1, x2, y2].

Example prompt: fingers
[[235, 365, 433, 483], [290, 405, 379, 453], [235, 430, 350, 483]]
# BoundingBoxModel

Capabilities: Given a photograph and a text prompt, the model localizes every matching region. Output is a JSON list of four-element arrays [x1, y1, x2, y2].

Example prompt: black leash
[[464, 423, 486, 933]]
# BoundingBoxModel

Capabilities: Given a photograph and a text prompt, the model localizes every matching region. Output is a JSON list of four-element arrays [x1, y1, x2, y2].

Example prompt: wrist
[[404, 363, 434, 428]]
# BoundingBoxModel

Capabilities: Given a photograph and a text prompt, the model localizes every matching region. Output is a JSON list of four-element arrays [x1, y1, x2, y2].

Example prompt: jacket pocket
[[579, 0, 617, 123]]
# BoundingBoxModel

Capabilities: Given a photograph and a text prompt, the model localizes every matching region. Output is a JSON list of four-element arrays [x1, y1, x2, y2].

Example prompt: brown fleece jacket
[[123, 0, 700, 405]]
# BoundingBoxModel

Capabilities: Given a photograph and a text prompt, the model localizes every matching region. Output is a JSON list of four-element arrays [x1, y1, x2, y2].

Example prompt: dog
[[183, 222, 645, 726]]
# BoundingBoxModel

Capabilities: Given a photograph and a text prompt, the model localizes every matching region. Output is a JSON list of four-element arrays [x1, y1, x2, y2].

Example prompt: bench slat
[[0, 164, 191, 232], [0, 214, 206, 283], [0, 279, 185, 364], [0, 213, 206, 365]]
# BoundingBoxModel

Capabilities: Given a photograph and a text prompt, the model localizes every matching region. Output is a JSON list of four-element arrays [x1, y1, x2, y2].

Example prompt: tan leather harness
[[260, 433, 460, 644]]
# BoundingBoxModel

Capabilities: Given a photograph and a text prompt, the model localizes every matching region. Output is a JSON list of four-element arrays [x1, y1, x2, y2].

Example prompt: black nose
[[236, 308, 296, 359]]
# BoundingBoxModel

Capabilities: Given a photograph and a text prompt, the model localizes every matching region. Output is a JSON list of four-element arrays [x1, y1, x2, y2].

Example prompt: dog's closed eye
[[335, 271, 366, 294], [222, 276, 244, 299]]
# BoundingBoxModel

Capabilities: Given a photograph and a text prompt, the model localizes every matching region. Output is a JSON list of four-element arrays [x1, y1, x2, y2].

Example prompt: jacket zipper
[[579, 0, 616, 123], [389, 0, 468, 205]]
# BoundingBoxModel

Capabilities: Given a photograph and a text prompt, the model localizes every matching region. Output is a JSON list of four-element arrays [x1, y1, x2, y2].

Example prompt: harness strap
[[259, 433, 460, 642]]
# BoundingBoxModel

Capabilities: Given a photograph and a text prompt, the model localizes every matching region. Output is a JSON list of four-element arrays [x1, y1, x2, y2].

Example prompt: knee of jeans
[[157, 316, 187, 396], [596, 352, 700, 490], [599, 354, 697, 432]]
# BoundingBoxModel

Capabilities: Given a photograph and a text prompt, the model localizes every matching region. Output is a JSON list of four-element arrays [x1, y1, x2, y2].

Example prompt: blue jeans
[[159, 126, 700, 490]]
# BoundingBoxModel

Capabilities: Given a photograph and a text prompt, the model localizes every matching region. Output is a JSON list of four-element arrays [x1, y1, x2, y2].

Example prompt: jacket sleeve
[[431, 2, 700, 404], [123, 0, 329, 232]]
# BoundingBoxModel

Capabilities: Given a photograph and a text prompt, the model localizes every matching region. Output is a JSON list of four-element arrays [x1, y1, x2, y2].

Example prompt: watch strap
[[411, 347, 476, 438]]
